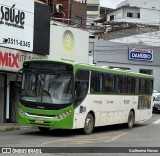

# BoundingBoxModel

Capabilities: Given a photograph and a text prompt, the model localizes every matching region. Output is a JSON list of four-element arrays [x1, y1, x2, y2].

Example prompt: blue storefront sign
[[128, 48, 153, 61]]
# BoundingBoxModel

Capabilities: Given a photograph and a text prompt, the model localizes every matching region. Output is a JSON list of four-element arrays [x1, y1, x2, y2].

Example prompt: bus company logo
[[0, 51, 19, 68], [62, 30, 75, 51], [2, 148, 11, 154], [0, 4, 25, 29]]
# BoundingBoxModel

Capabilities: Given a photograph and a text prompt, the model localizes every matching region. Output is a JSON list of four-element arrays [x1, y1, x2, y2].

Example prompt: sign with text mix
[[0, 0, 34, 52], [0, 47, 47, 72]]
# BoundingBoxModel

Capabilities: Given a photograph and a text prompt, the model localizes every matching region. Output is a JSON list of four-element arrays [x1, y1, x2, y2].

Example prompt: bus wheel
[[84, 113, 94, 134], [38, 127, 50, 132], [127, 111, 135, 129]]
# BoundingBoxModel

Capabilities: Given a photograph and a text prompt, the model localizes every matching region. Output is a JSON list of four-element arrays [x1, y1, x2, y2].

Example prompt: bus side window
[[135, 78, 139, 94], [139, 78, 145, 94], [127, 77, 136, 94], [116, 76, 126, 94], [90, 72, 103, 93], [104, 74, 115, 93], [75, 81, 88, 98], [145, 79, 153, 95], [74, 70, 89, 107]]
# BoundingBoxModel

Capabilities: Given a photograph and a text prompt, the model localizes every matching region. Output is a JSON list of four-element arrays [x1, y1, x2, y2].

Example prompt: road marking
[[36, 138, 74, 147], [36, 132, 128, 146], [104, 132, 128, 142], [153, 119, 160, 124], [37, 123, 158, 146]]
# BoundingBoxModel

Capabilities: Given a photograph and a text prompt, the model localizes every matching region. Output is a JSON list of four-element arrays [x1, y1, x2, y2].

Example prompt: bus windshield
[[21, 70, 73, 105]]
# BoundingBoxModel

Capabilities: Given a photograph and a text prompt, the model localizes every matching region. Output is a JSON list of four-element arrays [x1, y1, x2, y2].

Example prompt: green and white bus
[[17, 60, 154, 134]]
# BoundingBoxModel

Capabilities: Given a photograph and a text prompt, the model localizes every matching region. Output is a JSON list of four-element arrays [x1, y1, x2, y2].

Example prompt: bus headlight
[[55, 110, 71, 119], [18, 108, 27, 116]]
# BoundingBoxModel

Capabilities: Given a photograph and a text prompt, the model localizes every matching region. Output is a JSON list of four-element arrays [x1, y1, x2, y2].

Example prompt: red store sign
[[0, 47, 47, 72]]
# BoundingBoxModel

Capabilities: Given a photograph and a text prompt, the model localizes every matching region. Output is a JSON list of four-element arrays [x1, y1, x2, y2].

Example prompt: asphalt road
[[0, 113, 160, 156]]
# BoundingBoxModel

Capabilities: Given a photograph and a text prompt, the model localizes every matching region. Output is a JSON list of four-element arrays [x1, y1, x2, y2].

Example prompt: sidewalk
[[0, 123, 30, 132]]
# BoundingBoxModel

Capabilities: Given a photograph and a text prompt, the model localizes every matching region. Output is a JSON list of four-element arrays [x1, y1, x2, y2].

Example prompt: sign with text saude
[[0, 0, 34, 52], [0, 47, 47, 72], [128, 48, 153, 61]]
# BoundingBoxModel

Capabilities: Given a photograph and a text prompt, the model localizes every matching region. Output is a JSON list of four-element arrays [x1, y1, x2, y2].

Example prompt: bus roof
[[24, 59, 154, 79]]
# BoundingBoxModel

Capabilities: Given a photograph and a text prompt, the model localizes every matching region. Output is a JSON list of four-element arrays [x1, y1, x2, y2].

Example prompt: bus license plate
[[35, 120, 44, 124]]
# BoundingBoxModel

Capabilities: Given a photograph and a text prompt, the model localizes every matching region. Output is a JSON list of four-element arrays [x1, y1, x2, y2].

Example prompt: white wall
[[117, 0, 160, 10], [153, 67, 160, 91], [49, 25, 89, 63], [87, 0, 99, 4], [140, 8, 160, 24]]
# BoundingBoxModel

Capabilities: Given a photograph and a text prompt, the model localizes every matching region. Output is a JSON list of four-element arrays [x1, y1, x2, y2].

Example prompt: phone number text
[[4, 38, 31, 48]]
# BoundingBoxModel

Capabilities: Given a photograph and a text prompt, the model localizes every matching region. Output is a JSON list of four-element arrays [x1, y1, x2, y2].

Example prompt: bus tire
[[84, 113, 94, 134], [127, 111, 135, 129], [38, 127, 50, 132]]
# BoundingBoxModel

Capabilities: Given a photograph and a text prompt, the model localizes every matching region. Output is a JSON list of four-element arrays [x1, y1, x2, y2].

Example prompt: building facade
[[107, 0, 160, 24], [86, 0, 100, 36], [40, 0, 87, 29], [0, 0, 50, 123], [105, 24, 159, 40], [89, 39, 160, 91], [0, 48, 47, 123]]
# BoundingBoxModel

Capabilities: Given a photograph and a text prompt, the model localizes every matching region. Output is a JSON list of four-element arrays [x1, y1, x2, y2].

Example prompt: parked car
[[153, 90, 160, 101], [153, 94, 160, 113]]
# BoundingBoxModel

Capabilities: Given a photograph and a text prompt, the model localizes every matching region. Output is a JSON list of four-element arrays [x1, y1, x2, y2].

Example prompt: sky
[[100, 0, 124, 9]]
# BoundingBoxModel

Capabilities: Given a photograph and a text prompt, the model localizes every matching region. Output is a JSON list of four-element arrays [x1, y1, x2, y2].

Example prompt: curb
[[0, 125, 31, 132]]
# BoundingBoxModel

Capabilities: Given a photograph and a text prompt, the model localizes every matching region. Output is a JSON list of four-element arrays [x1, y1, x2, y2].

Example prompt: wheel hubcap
[[85, 118, 92, 131]]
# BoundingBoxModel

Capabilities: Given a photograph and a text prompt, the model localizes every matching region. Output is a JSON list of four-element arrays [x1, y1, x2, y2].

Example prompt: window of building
[[140, 69, 153, 75], [127, 12, 133, 17], [75, 16, 82, 26], [87, 5, 99, 11], [110, 15, 114, 21], [91, 23, 95, 27]]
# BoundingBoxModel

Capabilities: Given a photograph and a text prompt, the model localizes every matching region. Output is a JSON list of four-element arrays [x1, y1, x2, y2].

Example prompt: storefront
[[0, 47, 47, 123], [0, 75, 5, 122], [0, 0, 50, 123]]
